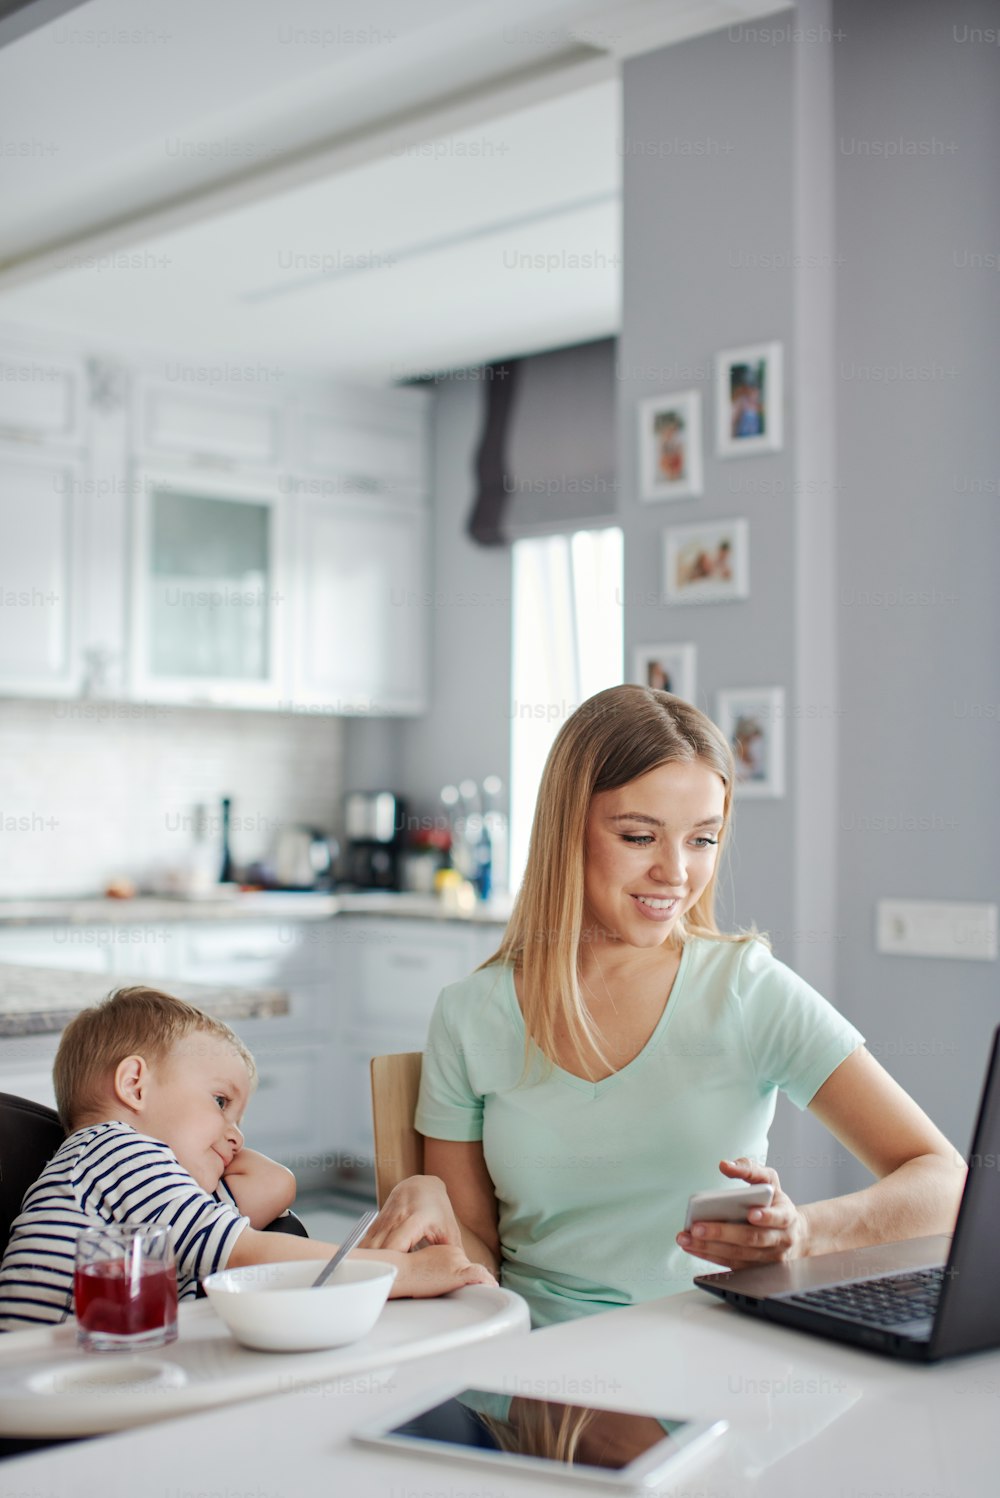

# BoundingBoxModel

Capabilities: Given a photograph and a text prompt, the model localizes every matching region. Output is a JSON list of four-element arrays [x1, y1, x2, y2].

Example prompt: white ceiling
[[0, 0, 791, 384]]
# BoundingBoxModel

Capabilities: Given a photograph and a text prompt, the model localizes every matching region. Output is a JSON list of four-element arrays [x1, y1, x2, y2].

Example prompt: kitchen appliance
[[344, 791, 406, 890], [271, 826, 336, 891]]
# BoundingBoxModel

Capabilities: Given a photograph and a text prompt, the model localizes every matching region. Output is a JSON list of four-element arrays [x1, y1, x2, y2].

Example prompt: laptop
[[694, 1025, 1000, 1362]]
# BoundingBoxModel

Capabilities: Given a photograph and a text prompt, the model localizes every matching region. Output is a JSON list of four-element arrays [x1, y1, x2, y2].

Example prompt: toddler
[[0, 986, 492, 1330]]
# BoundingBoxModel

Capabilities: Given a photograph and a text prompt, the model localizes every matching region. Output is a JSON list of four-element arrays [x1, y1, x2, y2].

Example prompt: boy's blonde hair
[[53, 986, 257, 1132]]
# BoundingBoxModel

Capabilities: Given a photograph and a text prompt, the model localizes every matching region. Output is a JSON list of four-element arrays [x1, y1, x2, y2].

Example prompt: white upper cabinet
[[0, 335, 431, 715], [294, 391, 427, 505], [0, 349, 86, 450], [0, 448, 85, 695], [135, 380, 284, 470], [129, 467, 286, 707], [289, 494, 427, 715]]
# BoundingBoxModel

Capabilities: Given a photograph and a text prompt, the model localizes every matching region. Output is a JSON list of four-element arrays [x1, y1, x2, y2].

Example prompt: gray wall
[[619, 18, 827, 1198], [834, 0, 1000, 1181], [619, 0, 1000, 1200]]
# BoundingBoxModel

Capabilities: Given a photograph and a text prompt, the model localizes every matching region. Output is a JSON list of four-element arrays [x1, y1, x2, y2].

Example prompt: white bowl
[[203, 1259, 397, 1352]]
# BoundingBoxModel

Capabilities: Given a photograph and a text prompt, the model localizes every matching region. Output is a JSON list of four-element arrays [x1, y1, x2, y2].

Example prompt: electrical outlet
[[876, 899, 998, 961]]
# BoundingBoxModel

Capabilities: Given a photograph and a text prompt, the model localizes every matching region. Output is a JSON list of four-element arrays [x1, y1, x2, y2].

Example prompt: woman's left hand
[[675, 1158, 811, 1269], [361, 1175, 464, 1253]]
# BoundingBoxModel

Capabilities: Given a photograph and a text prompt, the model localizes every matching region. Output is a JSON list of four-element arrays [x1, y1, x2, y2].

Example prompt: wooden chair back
[[369, 1052, 423, 1207]]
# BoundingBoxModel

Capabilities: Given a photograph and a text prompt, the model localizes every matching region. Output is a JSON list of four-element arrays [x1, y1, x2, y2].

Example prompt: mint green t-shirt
[[415, 936, 864, 1329]]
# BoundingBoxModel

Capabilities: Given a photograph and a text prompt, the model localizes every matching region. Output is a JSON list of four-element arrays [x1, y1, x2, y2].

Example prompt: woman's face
[[583, 759, 726, 948]]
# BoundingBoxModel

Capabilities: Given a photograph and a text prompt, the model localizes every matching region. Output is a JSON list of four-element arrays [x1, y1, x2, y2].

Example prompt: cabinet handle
[[388, 954, 429, 968], [196, 950, 272, 962]]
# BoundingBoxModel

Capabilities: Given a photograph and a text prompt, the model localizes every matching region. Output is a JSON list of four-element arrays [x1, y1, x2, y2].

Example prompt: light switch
[[876, 899, 998, 961]]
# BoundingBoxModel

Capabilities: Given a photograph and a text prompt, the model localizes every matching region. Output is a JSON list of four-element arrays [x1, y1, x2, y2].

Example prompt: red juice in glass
[[74, 1225, 178, 1350]]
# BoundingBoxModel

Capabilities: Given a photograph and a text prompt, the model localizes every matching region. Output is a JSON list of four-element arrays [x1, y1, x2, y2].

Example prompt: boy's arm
[[224, 1224, 496, 1298], [222, 1148, 297, 1229]]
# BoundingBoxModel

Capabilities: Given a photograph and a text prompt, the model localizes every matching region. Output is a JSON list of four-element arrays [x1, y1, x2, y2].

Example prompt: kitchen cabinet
[[135, 379, 283, 470], [335, 916, 505, 1162], [129, 467, 286, 708], [0, 448, 87, 697], [0, 347, 86, 450], [0, 925, 111, 973], [289, 494, 428, 713], [0, 912, 506, 1175], [0, 333, 432, 717], [292, 391, 427, 505]]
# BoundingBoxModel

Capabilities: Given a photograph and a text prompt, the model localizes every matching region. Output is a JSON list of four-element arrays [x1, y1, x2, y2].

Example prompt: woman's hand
[[361, 1174, 464, 1253], [675, 1158, 811, 1269]]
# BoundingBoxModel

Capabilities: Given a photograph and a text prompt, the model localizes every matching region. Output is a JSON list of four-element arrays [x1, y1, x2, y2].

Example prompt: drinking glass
[[74, 1223, 178, 1352]]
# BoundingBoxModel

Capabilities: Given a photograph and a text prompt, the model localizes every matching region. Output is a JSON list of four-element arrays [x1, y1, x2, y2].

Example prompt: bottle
[[219, 797, 235, 884], [475, 819, 492, 901]]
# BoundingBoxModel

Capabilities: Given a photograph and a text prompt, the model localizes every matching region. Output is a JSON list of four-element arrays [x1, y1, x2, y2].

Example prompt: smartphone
[[354, 1386, 728, 1491], [684, 1182, 774, 1230]]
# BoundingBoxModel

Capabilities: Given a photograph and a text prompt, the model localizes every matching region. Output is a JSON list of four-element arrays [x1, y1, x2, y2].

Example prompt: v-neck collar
[[503, 941, 692, 1098]]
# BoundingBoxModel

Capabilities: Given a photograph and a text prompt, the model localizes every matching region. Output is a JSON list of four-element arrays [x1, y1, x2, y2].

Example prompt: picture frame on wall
[[638, 389, 703, 501], [715, 687, 786, 798], [663, 517, 749, 605], [715, 341, 783, 457], [632, 642, 697, 703]]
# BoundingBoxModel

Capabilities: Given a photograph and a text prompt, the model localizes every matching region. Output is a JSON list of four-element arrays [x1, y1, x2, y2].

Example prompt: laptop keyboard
[[784, 1266, 944, 1327]]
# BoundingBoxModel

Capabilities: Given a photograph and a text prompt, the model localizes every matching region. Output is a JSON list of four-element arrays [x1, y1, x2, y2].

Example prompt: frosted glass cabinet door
[[131, 471, 284, 705]]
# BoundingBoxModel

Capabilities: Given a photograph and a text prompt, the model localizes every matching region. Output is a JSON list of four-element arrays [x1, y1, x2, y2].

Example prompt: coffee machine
[[343, 791, 407, 890]]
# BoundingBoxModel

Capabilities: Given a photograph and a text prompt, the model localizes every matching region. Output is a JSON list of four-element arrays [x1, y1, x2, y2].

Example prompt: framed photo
[[715, 342, 783, 457], [632, 643, 697, 703], [638, 390, 703, 501], [715, 687, 785, 798], [663, 518, 749, 605]]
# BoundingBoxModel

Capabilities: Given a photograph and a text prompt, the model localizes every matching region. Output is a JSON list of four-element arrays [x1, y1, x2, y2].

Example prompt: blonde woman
[[413, 685, 965, 1328]]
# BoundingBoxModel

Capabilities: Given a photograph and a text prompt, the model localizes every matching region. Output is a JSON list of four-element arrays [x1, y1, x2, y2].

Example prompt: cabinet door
[[130, 468, 286, 706], [136, 382, 283, 469], [290, 497, 427, 715], [226, 1042, 333, 1165], [0, 450, 84, 695], [0, 1036, 61, 1111], [0, 925, 111, 973], [0, 349, 85, 449]]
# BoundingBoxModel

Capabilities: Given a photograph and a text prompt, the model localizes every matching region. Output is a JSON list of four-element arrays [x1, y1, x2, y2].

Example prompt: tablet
[[354, 1386, 727, 1490]]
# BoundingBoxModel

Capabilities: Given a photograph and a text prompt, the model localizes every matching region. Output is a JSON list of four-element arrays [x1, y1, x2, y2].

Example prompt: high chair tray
[[0, 1285, 530, 1437]]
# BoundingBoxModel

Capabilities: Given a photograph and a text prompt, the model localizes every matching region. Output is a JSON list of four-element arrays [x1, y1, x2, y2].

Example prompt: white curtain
[[509, 527, 623, 890]]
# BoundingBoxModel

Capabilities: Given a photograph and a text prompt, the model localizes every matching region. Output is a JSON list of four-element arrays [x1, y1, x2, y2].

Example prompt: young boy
[[0, 987, 492, 1330]]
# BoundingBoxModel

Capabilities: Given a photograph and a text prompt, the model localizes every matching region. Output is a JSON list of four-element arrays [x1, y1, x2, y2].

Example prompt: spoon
[[310, 1207, 379, 1288]]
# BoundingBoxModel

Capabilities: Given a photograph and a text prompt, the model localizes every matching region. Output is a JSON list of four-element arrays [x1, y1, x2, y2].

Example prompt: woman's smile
[[584, 759, 726, 946]]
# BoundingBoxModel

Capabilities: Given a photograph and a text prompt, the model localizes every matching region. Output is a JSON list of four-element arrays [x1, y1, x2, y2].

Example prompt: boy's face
[[136, 1032, 252, 1193]]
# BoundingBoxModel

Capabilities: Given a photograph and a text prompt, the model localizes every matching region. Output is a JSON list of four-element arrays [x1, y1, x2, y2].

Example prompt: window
[[509, 527, 624, 890]]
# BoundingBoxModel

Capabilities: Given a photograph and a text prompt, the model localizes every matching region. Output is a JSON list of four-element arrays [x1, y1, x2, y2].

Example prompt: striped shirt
[[0, 1121, 249, 1331]]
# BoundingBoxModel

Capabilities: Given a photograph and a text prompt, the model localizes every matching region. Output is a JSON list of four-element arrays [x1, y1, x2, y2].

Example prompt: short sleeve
[[415, 987, 485, 1142], [736, 939, 865, 1110], [75, 1131, 249, 1282]]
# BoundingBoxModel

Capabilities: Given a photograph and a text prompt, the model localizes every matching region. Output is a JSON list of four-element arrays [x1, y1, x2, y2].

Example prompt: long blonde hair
[[490, 684, 755, 1075]]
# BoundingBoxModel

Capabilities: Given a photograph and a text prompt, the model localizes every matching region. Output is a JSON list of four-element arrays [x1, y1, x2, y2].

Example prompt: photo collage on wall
[[633, 341, 785, 797]]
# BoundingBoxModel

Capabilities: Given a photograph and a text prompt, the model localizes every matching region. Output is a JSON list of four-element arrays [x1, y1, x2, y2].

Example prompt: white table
[[4, 1289, 999, 1495]]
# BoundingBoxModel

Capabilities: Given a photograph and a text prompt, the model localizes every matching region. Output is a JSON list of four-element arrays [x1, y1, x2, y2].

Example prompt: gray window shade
[[468, 337, 618, 546]]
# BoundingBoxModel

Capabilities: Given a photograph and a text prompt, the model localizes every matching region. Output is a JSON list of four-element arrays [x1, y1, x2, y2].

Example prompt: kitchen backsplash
[[0, 698, 345, 898]]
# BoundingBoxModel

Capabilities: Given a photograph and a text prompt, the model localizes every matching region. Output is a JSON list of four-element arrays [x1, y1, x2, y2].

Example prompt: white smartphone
[[354, 1385, 728, 1491], [684, 1182, 774, 1230]]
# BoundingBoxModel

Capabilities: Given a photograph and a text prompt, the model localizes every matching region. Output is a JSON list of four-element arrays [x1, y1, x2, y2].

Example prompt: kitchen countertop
[[0, 891, 514, 927], [0, 963, 290, 1037]]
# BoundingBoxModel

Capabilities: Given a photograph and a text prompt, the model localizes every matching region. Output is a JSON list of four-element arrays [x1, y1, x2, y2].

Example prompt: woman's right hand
[[362, 1174, 464, 1252]]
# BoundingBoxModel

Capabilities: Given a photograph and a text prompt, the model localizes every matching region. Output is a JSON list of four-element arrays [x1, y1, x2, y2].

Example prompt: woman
[[414, 686, 964, 1329]]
